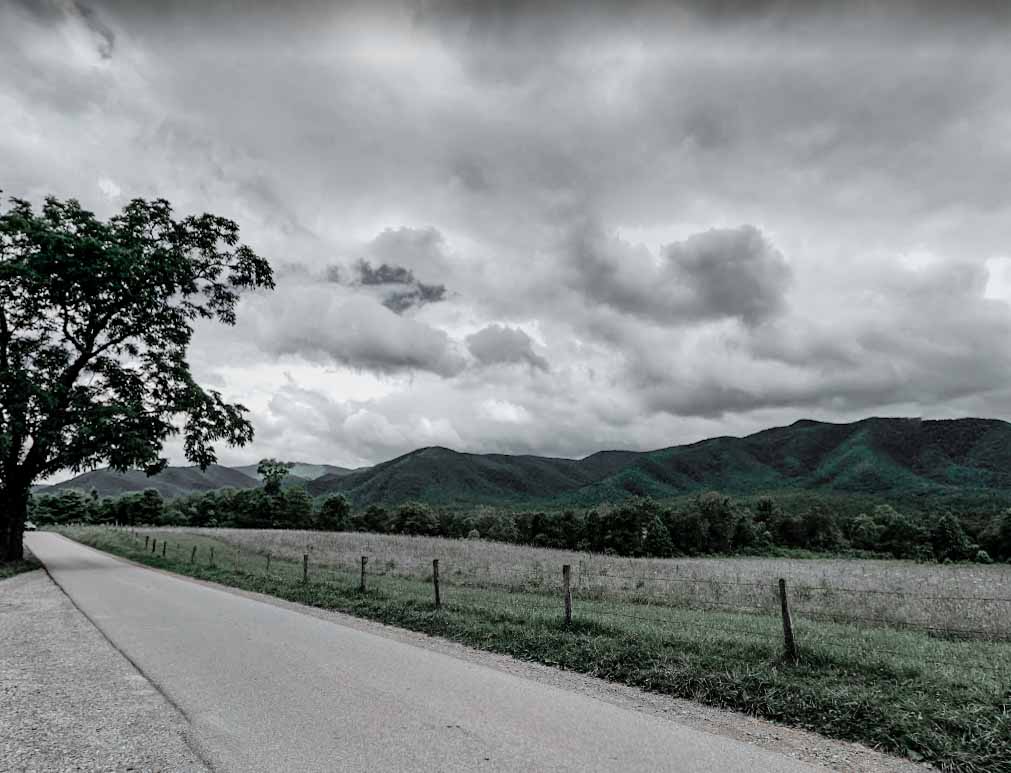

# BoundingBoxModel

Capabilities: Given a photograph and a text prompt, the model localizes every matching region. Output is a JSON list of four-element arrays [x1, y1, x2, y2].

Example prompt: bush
[[974, 549, 993, 564], [467, 529, 481, 539]]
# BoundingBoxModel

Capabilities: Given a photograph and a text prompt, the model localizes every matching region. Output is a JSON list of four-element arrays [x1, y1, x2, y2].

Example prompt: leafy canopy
[[257, 458, 293, 496], [0, 195, 274, 489]]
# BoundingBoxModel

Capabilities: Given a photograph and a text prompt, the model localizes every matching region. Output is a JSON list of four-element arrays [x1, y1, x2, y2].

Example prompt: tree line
[[30, 487, 1011, 563]]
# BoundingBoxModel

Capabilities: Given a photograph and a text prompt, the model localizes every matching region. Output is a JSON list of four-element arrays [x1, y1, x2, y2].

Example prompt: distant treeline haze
[[30, 487, 1011, 564]]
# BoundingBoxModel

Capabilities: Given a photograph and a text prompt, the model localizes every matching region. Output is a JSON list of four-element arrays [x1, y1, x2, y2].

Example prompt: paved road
[[26, 533, 823, 772]]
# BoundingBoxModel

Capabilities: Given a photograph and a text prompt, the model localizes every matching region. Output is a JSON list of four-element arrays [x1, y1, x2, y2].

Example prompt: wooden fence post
[[190, 545, 197, 564], [209, 547, 215, 567], [144, 535, 149, 550], [563, 564, 572, 626], [433, 559, 441, 609], [162, 541, 167, 558], [266, 553, 271, 573], [303, 553, 309, 583], [779, 578, 798, 662], [360, 556, 368, 592], [151, 538, 156, 554]]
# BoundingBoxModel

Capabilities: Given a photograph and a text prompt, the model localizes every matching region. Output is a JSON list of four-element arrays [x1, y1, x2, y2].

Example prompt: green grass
[[61, 526, 1011, 772], [0, 554, 40, 580]]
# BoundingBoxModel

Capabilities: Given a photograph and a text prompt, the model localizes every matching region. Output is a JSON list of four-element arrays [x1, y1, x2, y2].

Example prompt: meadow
[[61, 525, 1011, 772], [170, 526, 1011, 639]]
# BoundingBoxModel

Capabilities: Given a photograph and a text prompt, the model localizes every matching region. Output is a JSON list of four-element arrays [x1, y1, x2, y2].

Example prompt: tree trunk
[[1, 485, 28, 563]]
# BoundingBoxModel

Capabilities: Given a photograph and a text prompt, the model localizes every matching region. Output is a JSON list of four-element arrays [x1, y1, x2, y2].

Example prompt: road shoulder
[[0, 569, 208, 772], [140, 555, 931, 773]]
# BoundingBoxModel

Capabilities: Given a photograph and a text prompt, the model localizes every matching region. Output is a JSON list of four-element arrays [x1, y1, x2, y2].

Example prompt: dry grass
[[154, 527, 1011, 639]]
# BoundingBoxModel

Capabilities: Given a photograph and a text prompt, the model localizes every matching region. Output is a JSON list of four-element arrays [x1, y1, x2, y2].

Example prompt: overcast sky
[[5, 0, 1011, 471]]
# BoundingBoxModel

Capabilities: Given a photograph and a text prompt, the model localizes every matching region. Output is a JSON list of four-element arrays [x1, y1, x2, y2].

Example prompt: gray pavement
[[25, 532, 825, 772]]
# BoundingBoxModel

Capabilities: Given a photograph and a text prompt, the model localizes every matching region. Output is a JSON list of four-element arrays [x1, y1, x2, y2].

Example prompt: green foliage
[[643, 515, 674, 557], [33, 474, 1011, 564], [277, 488, 314, 530], [930, 514, 972, 562], [317, 495, 351, 531], [393, 502, 440, 536], [0, 194, 273, 560], [974, 549, 993, 564], [257, 458, 293, 496], [980, 509, 1011, 561], [359, 505, 390, 533]]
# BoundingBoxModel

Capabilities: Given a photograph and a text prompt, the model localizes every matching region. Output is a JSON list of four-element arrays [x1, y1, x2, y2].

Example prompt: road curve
[[25, 533, 823, 772]]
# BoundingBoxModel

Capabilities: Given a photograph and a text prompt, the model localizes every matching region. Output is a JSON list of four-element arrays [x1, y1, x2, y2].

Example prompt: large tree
[[0, 195, 274, 561]]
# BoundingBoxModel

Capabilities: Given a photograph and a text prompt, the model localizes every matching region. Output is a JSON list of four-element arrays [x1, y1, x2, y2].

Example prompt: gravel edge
[[0, 569, 210, 773]]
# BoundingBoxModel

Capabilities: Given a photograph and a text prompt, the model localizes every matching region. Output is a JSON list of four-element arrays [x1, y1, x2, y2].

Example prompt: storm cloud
[[353, 259, 448, 314], [466, 324, 549, 371], [6, 0, 1011, 470], [566, 224, 790, 328]]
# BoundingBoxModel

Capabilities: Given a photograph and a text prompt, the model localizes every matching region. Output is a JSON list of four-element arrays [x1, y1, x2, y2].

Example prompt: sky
[[5, 0, 1011, 472]]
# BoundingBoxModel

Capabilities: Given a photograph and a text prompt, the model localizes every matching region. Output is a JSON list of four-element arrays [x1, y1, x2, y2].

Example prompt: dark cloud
[[665, 226, 791, 326], [466, 324, 549, 371], [13, 0, 115, 58], [350, 259, 448, 314], [566, 224, 790, 328], [77, 2, 115, 58]]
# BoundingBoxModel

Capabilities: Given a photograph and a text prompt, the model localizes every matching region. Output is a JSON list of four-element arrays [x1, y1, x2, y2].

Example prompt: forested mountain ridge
[[307, 417, 1011, 506], [38, 417, 1011, 508]]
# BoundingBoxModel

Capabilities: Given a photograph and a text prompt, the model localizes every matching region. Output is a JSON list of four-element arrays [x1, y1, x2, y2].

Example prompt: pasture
[[61, 525, 1011, 772], [176, 527, 1011, 639]]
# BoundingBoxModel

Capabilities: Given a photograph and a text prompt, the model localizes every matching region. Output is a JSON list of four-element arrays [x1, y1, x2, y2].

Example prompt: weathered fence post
[[779, 578, 798, 662], [266, 553, 271, 573], [360, 556, 368, 592], [161, 541, 167, 558], [433, 559, 441, 609], [209, 547, 215, 567], [151, 538, 156, 554], [144, 535, 149, 550], [190, 545, 197, 564], [303, 553, 309, 583], [563, 564, 572, 626]]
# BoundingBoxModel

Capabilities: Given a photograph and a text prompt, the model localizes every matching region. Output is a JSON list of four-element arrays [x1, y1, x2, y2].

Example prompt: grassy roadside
[[61, 526, 1011, 772], [0, 552, 40, 581]]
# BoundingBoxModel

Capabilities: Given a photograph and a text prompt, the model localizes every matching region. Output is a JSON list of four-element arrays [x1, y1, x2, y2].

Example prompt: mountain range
[[35, 417, 1011, 508]]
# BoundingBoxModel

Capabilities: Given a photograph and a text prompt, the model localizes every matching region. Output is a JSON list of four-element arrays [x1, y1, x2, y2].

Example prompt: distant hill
[[36, 464, 260, 498], [566, 417, 1011, 504], [230, 463, 355, 482], [307, 417, 1011, 508], [35, 418, 1011, 507], [306, 447, 641, 505]]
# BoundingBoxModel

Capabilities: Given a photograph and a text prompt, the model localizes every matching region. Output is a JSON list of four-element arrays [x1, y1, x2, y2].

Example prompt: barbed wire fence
[[115, 525, 1011, 681]]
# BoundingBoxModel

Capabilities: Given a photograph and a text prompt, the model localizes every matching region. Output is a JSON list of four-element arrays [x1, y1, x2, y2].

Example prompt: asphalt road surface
[[26, 532, 824, 772]]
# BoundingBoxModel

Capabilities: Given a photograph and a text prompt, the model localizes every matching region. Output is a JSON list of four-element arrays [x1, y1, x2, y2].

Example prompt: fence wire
[[116, 527, 1011, 679]]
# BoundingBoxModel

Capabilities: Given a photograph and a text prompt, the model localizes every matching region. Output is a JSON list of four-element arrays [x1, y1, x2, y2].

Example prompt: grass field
[[172, 526, 1011, 639], [61, 526, 1011, 772]]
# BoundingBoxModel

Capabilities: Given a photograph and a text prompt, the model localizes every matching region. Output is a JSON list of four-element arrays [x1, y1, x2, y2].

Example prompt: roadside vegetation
[[0, 555, 38, 581], [31, 484, 1011, 566], [61, 525, 1011, 772]]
